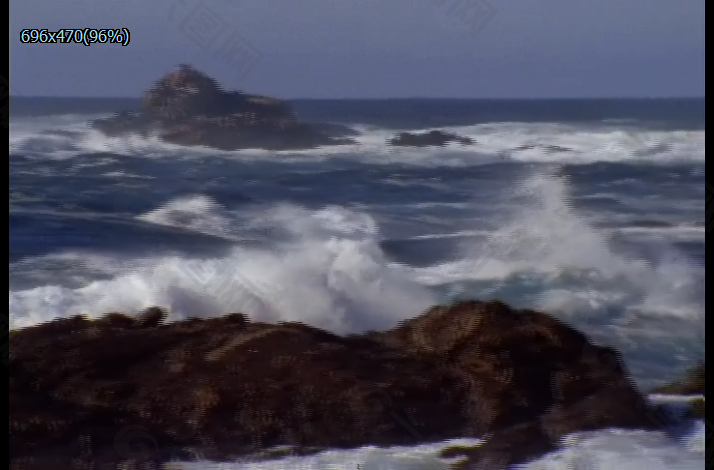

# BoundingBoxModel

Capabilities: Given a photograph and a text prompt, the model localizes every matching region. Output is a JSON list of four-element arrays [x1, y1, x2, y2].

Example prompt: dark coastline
[[9, 300, 704, 469]]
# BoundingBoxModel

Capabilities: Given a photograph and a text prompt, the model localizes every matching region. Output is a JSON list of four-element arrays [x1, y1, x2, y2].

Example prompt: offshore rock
[[651, 362, 705, 396], [387, 129, 475, 147], [90, 64, 355, 151], [649, 362, 705, 421], [9, 300, 662, 469]]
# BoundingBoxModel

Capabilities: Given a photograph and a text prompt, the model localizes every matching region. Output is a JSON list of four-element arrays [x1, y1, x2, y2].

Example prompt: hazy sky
[[10, 0, 705, 98]]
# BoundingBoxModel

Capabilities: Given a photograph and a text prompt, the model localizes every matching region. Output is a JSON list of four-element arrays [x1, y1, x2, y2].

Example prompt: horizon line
[[9, 95, 707, 101]]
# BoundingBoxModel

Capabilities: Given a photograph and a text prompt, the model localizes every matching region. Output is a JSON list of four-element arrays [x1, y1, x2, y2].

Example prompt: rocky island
[[388, 129, 475, 147], [9, 299, 700, 470], [650, 362, 705, 420], [90, 65, 355, 151]]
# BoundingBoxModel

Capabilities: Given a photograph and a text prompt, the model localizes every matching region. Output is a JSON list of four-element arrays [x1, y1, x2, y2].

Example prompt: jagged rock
[[90, 65, 355, 151], [9, 300, 662, 469], [387, 129, 475, 147], [135, 307, 167, 329]]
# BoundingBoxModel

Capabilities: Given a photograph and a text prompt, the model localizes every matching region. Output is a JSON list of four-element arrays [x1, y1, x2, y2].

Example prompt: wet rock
[[9, 299, 661, 469], [388, 129, 475, 147], [135, 307, 167, 329]]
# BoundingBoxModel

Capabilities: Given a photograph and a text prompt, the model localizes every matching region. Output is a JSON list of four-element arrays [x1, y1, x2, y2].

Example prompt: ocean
[[8, 97, 706, 469]]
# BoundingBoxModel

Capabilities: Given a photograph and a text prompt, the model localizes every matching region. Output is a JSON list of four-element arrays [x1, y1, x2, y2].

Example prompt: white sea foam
[[411, 172, 703, 321], [8, 114, 705, 166], [137, 194, 239, 239], [175, 413, 705, 469], [9, 171, 703, 332], [9, 202, 436, 334]]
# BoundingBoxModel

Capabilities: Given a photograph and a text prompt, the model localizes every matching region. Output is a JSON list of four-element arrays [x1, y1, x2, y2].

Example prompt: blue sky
[[10, 0, 706, 98]]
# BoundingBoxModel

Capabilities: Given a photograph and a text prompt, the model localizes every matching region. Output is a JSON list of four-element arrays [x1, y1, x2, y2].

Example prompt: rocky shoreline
[[9, 300, 704, 469]]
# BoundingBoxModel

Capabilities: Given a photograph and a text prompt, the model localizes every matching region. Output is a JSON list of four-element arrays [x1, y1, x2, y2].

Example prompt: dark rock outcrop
[[90, 65, 355, 151], [651, 362, 705, 396], [649, 362, 705, 421], [388, 130, 475, 147], [9, 300, 664, 469]]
